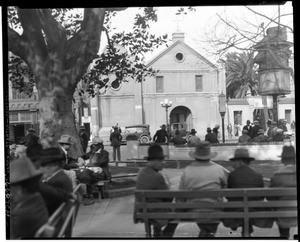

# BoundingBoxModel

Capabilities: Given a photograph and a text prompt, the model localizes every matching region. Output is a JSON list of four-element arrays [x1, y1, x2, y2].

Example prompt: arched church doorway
[[169, 106, 192, 137]]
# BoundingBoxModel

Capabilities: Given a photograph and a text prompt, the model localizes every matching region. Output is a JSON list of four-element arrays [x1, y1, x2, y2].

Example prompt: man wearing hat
[[10, 157, 49, 239], [238, 129, 251, 143], [38, 147, 73, 215], [178, 141, 227, 237], [58, 134, 78, 170], [153, 124, 169, 143], [79, 126, 90, 153], [225, 148, 264, 237], [251, 120, 261, 139], [135, 144, 178, 237], [187, 129, 201, 147], [205, 127, 219, 144], [24, 128, 39, 148], [252, 129, 269, 143], [170, 129, 186, 146], [212, 124, 220, 139], [110, 126, 123, 163], [273, 128, 284, 142], [242, 120, 253, 138], [270, 145, 297, 239]]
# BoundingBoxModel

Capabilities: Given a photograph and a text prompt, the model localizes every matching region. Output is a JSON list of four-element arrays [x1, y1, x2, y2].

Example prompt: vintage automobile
[[121, 124, 151, 144]]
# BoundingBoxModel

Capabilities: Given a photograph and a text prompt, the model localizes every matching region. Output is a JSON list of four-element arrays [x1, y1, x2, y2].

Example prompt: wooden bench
[[94, 173, 138, 201], [134, 188, 297, 238], [35, 184, 84, 238]]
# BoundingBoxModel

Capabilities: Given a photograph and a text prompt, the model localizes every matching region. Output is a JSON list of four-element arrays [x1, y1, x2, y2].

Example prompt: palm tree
[[224, 51, 259, 98]]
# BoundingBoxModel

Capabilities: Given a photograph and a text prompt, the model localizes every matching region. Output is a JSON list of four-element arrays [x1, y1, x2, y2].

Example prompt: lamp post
[[160, 99, 172, 128], [218, 92, 226, 143]]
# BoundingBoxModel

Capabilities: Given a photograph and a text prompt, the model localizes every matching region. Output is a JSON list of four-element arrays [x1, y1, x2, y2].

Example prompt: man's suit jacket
[[39, 169, 73, 215]]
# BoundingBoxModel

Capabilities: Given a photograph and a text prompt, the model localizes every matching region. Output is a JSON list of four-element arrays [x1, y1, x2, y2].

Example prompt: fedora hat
[[160, 124, 166, 129], [10, 157, 43, 184], [40, 147, 65, 165], [58, 135, 73, 145], [278, 145, 296, 162], [189, 141, 217, 160], [229, 148, 254, 161], [190, 129, 197, 134], [144, 144, 166, 160], [92, 137, 103, 145]]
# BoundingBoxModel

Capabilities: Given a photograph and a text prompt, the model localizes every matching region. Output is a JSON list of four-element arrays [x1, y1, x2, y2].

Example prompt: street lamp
[[160, 99, 172, 128], [218, 92, 226, 143]]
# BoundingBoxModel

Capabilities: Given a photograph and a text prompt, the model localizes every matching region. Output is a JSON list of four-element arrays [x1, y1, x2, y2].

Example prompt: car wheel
[[140, 136, 150, 144]]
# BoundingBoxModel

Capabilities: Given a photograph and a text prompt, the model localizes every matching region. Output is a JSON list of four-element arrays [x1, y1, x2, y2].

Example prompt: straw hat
[[229, 148, 254, 162], [189, 141, 217, 160], [58, 135, 73, 145], [144, 144, 166, 160], [10, 157, 43, 184], [92, 137, 103, 145]]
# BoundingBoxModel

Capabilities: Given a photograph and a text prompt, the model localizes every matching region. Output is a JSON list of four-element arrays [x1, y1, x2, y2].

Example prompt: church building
[[91, 31, 227, 143]]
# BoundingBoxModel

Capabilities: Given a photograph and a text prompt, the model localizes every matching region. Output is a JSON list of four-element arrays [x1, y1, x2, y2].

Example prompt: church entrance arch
[[169, 106, 192, 136]]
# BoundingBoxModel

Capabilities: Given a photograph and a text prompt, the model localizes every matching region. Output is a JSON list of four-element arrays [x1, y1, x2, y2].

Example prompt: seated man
[[134, 144, 178, 238], [178, 141, 227, 237], [10, 157, 49, 239], [38, 148, 74, 215], [79, 137, 111, 205], [170, 129, 186, 146], [224, 148, 264, 237], [270, 145, 297, 239]]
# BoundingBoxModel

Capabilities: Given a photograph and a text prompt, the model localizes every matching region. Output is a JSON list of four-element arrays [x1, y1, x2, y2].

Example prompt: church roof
[[146, 40, 218, 69]]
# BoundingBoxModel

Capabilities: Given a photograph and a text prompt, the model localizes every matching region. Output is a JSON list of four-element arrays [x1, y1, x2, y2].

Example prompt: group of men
[[10, 129, 112, 239], [238, 119, 289, 143], [135, 142, 297, 238]]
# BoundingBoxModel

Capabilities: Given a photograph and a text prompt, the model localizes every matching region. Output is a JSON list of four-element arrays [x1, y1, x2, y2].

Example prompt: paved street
[[73, 168, 298, 239]]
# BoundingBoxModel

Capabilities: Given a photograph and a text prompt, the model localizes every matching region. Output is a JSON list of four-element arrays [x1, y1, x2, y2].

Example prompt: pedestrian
[[58, 135, 78, 170], [170, 129, 186, 146], [178, 141, 227, 237], [10, 157, 49, 239], [251, 120, 261, 139], [38, 147, 74, 215], [24, 128, 39, 148], [134, 144, 178, 238], [205, 127, 219, 144], [153, 124, 169, 143], [242, 120, 253, 138], [238, 130, 251, 144], [227, 123, 233, 138], [269, 145, 297, 239], [266, 120, 273, 140], [252, 129, 269, 143], [79, 126, 89, 153], [223, 148, 264, 237], [187, 129, 201, 147], [110, 126, 122, 163], [212, 124, 220, 139]]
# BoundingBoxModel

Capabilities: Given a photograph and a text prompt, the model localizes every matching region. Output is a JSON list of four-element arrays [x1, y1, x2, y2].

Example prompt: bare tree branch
[[245, 6, 293, 33]]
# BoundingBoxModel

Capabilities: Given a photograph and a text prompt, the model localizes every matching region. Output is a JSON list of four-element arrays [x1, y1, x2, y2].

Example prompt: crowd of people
[[9, 127, 113, 238], [135, 142, 297, 238]]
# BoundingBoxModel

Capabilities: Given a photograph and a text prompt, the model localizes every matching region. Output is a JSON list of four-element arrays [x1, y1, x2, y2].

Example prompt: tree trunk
[[37, 75, 83, 158]]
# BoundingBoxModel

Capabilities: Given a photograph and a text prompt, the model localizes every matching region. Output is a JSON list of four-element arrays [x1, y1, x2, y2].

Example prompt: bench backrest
[[134, 188, 297, 221], [35, 184, 84, 238]]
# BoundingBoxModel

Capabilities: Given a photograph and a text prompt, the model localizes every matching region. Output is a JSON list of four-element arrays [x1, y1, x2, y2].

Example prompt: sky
[[99, 2, 293, 65]]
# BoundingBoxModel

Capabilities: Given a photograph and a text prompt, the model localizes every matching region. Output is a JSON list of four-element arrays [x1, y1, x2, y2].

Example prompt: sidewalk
[[73, 169, 297, 239]]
